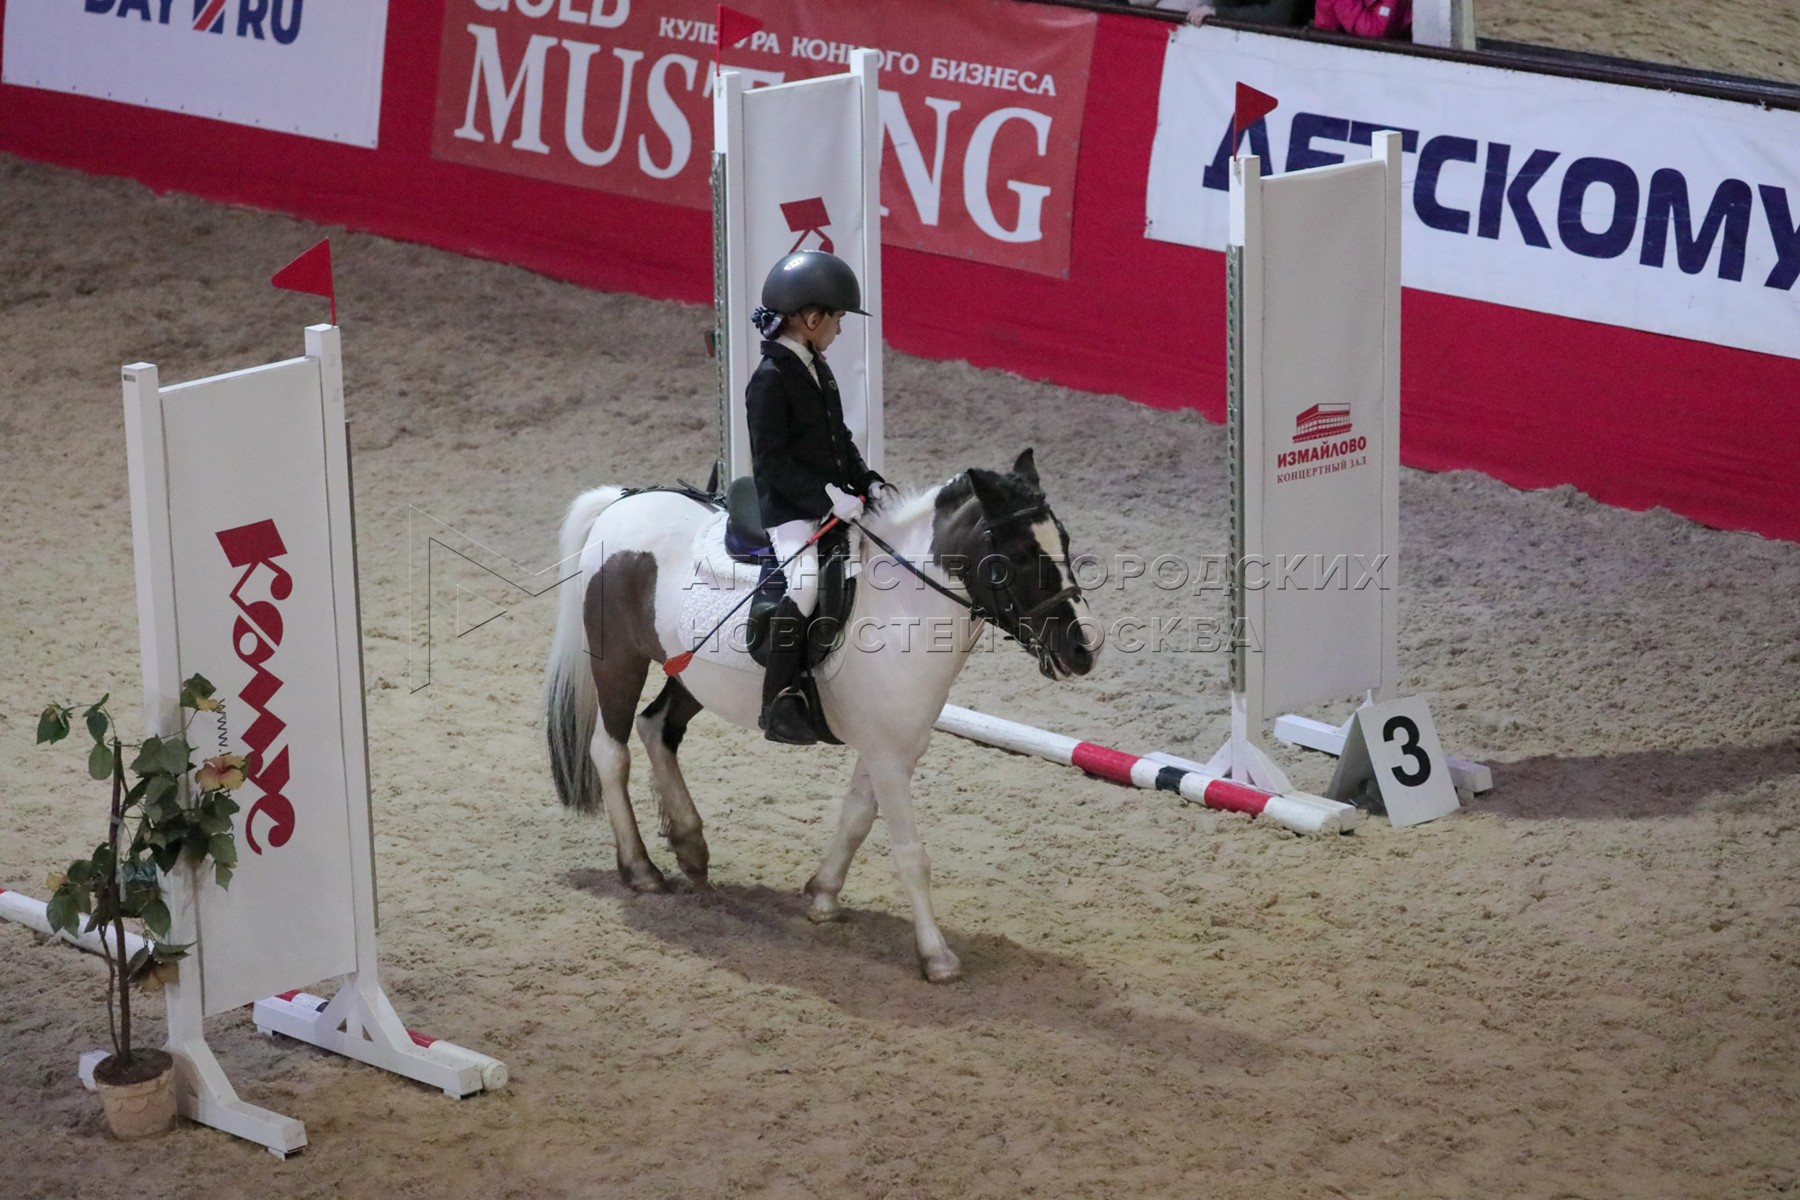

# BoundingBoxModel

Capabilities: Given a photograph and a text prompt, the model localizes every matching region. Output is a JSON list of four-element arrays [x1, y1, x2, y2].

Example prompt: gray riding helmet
[[760, 250, 868, 316]]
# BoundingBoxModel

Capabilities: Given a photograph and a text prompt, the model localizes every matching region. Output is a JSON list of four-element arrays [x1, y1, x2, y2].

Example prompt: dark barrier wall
[[2, 4, 1795, 540]]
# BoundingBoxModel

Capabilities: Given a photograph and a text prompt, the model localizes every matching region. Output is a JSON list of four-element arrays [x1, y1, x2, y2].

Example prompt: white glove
[[823, 483, 864, 523]]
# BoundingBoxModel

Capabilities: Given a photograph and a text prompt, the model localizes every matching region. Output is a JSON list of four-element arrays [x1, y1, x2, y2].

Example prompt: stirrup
[[760, 688, 819, 746]]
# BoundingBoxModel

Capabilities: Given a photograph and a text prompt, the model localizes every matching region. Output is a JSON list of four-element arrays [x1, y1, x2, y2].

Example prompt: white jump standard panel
[[122, 326, 505, 1157], [1208, 131, 1489, 820], [716, 49, 883, 481]]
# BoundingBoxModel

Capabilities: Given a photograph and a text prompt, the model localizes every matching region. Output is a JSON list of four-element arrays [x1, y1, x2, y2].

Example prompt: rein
[[851, 509, 1083, 668]]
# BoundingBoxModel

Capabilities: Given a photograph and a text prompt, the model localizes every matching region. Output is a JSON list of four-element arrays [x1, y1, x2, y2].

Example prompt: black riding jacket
[[746, 339, 880, 527]]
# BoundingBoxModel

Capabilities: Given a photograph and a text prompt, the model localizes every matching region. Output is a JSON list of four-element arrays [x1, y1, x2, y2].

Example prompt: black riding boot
[[759, 597, 818, 745]]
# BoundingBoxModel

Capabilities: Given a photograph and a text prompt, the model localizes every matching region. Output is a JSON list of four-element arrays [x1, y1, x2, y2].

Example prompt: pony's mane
[[861, 468, 1047, 556], [862, 478, 954, 555]]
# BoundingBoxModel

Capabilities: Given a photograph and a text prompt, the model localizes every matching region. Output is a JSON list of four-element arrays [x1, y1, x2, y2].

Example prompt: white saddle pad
[[675, 512, 770, 675], [674, 511, 856, 677]]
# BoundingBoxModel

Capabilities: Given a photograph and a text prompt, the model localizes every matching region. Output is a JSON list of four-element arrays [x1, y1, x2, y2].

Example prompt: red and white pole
[[934, 705, 1362, 835]]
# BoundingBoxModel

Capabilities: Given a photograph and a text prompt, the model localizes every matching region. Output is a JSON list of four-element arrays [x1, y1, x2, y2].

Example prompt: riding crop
[[663, 516, 840, 676]]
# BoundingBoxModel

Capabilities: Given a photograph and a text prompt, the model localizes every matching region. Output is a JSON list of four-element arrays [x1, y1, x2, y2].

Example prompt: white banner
[[1147, 26, 1800, 362], [719, 53, 882, 481], [2, 0, 388, 148], [151, 353, 359, 1014]]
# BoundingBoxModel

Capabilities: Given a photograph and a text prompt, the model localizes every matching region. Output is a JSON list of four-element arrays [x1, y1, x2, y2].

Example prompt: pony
[[543, 449, 1097, 982]]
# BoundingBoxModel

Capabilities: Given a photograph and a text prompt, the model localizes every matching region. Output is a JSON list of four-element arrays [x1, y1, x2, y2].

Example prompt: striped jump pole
[[934, 705, 1363, 836], [0, 887, 152, 962]]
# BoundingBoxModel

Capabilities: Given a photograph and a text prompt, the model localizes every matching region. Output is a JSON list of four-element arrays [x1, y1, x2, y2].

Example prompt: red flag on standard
[[271, 238, 335, 325], [717, 4, 763, 69], [1233, 82, 1279, 145]]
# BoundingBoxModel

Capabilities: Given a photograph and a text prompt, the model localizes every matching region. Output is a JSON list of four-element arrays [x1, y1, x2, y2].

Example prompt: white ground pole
[[716, 48, 883, 482], [936, 706, 1362, 836], [0, 888, 151, 961], [121, 327, 504, 1158]]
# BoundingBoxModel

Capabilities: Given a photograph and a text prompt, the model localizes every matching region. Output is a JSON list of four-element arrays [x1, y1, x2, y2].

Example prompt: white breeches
[[770, 517, 821, 618]]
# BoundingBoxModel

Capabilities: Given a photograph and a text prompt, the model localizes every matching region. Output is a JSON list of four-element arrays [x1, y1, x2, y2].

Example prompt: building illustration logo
[[1294, 403, 1352, 443]]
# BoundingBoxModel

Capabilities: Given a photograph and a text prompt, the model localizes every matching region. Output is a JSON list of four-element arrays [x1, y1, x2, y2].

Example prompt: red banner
[[432, 0, 1095, 276]]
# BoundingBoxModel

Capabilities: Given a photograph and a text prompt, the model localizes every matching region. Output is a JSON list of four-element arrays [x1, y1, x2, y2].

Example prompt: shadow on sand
[[565, 871, 1269, 1069], [1474, 738, 1800, 820]]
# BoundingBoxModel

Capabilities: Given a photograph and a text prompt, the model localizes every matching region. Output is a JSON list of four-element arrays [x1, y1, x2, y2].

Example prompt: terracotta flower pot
[[93, 1048, 178, 1140]]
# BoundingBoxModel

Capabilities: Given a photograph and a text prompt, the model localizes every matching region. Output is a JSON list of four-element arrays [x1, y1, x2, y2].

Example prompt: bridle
[[851, 499, 1085, 672]]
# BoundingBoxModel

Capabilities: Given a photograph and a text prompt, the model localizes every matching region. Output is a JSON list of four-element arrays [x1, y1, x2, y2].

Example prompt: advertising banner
[[152, 356, 359, 1014], [1147, 25, 1800, 361], [1, 0, 389, 148], [433, 0, 1095, 275]]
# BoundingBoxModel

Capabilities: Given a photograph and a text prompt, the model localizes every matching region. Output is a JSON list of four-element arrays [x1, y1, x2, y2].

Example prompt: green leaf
[[207, 832, 237, 869], [87, 739, 115, 781], [66, 859, 96, 886], [45, 887, 80, 936], [130, 737, 163, 776], [124, 944, 152, 981], [213, 862, 234, 890], [158, 737, 193, 778], [151, 940, 192, 963], [151, 843, 181, 874], [141, 898, 172, 939], [146, 774, 177, 805], [122, 879, 156, 915], [36, 705, 70, 745], [85, 703, 110, 745], [181, 673, 216, 703]]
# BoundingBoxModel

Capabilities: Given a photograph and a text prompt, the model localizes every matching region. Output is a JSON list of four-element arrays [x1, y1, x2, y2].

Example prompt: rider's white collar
[[776, 335, 819, 384]]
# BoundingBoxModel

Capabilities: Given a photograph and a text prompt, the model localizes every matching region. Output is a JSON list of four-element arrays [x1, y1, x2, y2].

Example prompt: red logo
[[1294, 403, 1352, 443], [216, 519, 296, 857], [781, 197, 834, 254], [193, 0, 227, 33]]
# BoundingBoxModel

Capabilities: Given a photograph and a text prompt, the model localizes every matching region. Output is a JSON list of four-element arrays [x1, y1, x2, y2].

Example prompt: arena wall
[[2, 1, 1794, 541]]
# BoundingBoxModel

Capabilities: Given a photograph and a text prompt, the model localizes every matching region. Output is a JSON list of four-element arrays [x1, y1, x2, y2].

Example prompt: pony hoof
[[671, 836, 709, 883], [920, 952, 963, 984], [620, 863, 670, 894], [803, 876, 842, 923]]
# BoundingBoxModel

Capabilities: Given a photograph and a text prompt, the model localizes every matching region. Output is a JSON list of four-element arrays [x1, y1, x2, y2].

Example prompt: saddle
[[724, 475, 771, 564]]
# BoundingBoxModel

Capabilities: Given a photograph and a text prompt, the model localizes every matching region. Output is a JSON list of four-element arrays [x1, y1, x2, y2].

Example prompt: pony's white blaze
[[1032, 518, 1068, 579]]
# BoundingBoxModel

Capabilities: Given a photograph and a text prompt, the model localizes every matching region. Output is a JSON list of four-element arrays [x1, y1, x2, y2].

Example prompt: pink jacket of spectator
[[1314, 0, 1411, 37]]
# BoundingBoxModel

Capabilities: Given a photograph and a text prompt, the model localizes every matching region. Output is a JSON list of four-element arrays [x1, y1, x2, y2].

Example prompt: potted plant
[[37, 674, 244, 1141]]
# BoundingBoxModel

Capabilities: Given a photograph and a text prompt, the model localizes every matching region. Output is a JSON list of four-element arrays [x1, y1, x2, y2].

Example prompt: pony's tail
[[545, 485, 628, 814]]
